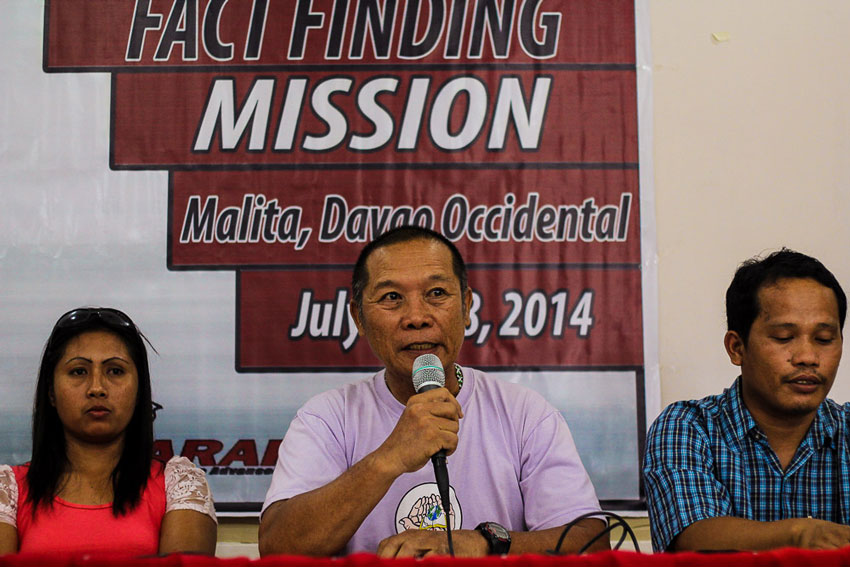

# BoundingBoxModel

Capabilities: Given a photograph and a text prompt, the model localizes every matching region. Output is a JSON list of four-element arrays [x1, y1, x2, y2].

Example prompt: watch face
[[489, 523, 510, 541]]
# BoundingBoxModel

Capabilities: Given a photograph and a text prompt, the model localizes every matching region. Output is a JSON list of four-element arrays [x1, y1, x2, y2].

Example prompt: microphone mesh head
[[412, 353, 445, 392]]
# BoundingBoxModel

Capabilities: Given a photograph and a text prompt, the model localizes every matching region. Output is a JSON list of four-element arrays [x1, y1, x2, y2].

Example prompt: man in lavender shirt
[[259, 226, 606, 557]]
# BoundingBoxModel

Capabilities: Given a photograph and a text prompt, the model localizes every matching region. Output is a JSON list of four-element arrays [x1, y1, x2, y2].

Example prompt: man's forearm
[[511, 519, 609, 555], [258, 451, 400, 556], [672, 517, 850, 551], [376, 519, 610, 557]]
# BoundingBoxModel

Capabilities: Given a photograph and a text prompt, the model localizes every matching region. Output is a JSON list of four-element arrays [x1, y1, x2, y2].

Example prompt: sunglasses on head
[[54, 307, 135, 330]]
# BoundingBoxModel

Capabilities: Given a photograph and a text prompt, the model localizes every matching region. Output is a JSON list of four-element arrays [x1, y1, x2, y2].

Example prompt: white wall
[[651, 1, 850, 412]]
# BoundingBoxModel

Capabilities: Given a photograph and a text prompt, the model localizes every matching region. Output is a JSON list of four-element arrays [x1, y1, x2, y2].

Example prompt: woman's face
[[51, 330, 139, 446]]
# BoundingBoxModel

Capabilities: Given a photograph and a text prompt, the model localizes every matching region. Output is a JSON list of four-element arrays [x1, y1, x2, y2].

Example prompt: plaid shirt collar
[[722, 376, 839, 452]]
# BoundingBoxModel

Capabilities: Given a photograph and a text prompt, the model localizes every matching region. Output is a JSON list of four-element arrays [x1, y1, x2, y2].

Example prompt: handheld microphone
[[412, 353, 446, 393], [412, 353, 448, 464], [412, 354, 454, 552]]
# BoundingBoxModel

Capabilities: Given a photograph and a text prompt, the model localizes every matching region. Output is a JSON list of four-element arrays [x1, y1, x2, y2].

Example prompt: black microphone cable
[[549, 510, 640, 554], [438, 468, 455, 557]]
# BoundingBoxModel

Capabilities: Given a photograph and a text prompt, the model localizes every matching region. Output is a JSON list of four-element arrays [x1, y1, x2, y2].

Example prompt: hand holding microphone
[[376, 353, 462, 476]]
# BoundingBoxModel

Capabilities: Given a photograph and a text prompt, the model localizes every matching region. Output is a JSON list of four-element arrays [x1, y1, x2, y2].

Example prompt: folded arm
[[259, 451, 400, 556], [0, 466, 16, 555], [159, 510, 217, 554], [259, 388, 463, 556], [0, 523, 15, 556], [159, 456, 218, 554], [673, 516, 850, 552]]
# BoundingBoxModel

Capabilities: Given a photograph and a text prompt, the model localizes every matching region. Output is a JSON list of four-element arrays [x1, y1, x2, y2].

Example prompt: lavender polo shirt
[[262, 367, 601, 554]]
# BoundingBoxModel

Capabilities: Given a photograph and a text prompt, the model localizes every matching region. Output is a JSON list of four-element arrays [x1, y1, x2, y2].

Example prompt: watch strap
[[475, 521, 511, 555]]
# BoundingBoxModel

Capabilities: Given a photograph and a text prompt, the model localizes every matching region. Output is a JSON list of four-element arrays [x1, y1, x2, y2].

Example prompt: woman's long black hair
[[27, 307, 155, 516]]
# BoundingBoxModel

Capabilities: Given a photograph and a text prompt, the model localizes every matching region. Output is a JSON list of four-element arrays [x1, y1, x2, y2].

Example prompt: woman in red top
[[0, 308, 217, 555]]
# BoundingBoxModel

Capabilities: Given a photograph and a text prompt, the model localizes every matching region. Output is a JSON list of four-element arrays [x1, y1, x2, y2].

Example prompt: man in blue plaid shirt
[[644, 250, 850, 552]]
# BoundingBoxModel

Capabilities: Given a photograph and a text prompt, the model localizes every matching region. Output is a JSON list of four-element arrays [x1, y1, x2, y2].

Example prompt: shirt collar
[[813, 398, 839, 450], [724, 377, 761, 443]]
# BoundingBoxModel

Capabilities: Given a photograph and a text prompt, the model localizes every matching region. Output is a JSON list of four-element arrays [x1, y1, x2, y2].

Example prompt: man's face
[[725, 277, 843, 423], [351, 238, 472, 388]]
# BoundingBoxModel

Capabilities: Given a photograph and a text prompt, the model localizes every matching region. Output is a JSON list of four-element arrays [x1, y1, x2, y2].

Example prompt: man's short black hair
[[351, 226, 468, 313], [726, 249, 847, 344]]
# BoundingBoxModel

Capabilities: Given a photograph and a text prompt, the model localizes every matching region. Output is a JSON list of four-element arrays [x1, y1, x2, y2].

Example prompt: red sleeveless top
[[14, 462, 166, 555]]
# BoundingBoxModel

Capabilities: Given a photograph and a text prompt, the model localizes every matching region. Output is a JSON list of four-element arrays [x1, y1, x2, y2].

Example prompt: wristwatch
[[475, 521, 511, 555]]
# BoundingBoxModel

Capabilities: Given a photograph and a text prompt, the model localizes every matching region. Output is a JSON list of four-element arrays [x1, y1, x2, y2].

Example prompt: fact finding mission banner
[[0, 0, 653, 509]]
